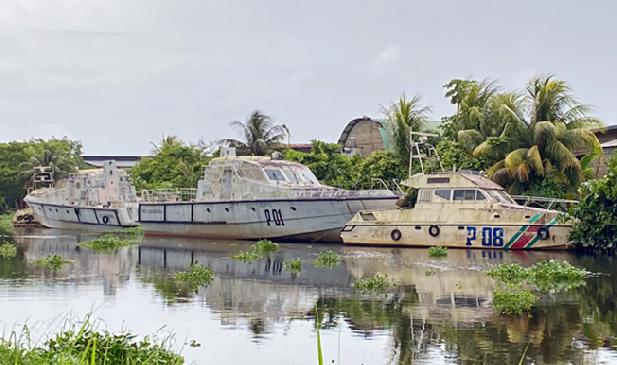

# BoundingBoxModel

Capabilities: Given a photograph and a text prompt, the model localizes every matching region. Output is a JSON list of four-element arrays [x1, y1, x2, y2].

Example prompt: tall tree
[[472, 75, 602, 192], [382, 95, 431, 167], [221, 111, 290, 156]]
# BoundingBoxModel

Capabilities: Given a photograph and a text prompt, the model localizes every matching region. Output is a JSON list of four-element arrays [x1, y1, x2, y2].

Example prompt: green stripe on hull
[[504, 214, 542, 249], [525, 218, 558, 250]]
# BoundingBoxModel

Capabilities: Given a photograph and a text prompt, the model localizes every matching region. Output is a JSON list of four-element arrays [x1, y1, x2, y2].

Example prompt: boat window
[[435, 190, 451, 200], [454, 190, 477, 201], [476, 190, 487, 200], [282, 170, 301, 184], [265, 169, 287, 182]]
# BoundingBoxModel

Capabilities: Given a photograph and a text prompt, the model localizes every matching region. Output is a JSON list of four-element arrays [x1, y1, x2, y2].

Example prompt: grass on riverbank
[[0, 242, 17, 258], [34, 254, 70, 270], [0, 317, 184, 364], [232, 239, 279, 262], [313, 251, 341, 268]]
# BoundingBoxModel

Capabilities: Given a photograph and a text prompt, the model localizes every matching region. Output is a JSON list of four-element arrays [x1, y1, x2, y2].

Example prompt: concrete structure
[[83, 155, 144, 169], [337, 117, 388, 157]]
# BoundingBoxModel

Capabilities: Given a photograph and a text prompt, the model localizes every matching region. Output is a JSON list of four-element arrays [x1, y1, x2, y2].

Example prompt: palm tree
[[221, 111, 290, 156], [383, 95, 431, 167], [19, 149, 77, 183], [474, 75, 602, 192]]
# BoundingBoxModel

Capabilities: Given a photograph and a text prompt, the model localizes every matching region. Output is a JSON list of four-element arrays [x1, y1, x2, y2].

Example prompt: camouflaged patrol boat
[[138, 148, 398, 242], [24, 161, 139, 229], [341, 171, 573, 250]]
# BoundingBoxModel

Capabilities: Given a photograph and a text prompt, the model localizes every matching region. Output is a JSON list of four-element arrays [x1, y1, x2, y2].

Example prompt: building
[[591, 125, 617, 176], [337, 117, 389, 157], [82, 155, 145, 169]]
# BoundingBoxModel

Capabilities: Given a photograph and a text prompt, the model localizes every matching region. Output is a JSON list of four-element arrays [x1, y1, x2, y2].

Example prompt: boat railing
[[510, 195, 578, 211], [139, 189, 198, 202]]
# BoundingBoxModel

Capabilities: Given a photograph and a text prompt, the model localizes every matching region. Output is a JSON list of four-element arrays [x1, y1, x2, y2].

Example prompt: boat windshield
[[486, 190, 516, 204]]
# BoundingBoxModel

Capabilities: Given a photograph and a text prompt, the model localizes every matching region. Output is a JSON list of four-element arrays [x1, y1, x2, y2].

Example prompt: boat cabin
[[404, 171, 517, 206]]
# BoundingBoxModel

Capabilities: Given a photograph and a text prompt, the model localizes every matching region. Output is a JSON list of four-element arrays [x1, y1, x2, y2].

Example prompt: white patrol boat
[[138, 148, 398, 242], [340, 171, 573, 250], [24, 161, 139, 229]]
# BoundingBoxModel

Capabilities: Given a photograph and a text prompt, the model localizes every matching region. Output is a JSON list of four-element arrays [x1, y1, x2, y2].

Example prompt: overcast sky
[[1, 0, 616, 155]]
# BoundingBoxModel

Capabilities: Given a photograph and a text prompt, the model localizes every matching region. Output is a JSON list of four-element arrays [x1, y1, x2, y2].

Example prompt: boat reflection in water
[[6, 231, 617, 364]]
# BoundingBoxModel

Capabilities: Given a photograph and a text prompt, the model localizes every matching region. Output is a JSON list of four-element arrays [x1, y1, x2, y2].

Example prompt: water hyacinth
[[353, 273, 392, 294], [79, 233, 138, 252], [283, 258, 302, 274], [232, 239, 279, 262], [313, 251, 341, 268], [34, 254, 69, 270], [427, 246, 448, 257], [0, 242, 17, 258]]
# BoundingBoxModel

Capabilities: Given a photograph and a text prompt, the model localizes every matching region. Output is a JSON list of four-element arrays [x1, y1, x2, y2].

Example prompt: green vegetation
[[0, 318, 183, 364], [219, 110, 290, 156], [79, 233, 138, 252], [427, 246, 448, 257], [313, 250, 341, 268], [175, 264, 215, 291], [488, 260, 589, 315], [0, 138, 83, 213], [35, 254, 69, 270], [570, 152, 617, 250], [130, 136, 210, 191], [283, 258, 302, 275], [232, 239, 279, 262], [353, 273, 392, 293], [0, 213, 15, 234], [0, 243, 17, 258], [493, 285, 537, 315]]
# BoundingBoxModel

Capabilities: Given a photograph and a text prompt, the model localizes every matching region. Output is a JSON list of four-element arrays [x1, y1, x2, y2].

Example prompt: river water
[[0, 228, 615, 364]]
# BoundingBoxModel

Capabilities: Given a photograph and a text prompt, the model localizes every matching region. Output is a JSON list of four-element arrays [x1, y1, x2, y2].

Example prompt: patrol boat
[[24, 161, 139, 229], [138, 148, 398, 242], [340, 171, 573, 249]]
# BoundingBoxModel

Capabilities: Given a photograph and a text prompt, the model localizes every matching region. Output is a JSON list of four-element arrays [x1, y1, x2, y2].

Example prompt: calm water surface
[[0, 228, 616, 364]]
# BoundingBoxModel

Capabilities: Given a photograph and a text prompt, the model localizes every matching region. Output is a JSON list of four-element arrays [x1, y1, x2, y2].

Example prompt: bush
[[427, 246, 448, 257], [570, 152, 617, 250]]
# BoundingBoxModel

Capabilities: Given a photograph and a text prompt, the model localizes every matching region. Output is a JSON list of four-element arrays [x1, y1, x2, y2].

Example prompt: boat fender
[[429, 225, 440, 237], [390, 229, 402, 241], [537, 226, 550, 240]]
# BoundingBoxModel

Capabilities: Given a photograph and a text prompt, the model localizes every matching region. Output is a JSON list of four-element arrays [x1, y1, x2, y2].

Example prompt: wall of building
[[338, 118, 385, 157]]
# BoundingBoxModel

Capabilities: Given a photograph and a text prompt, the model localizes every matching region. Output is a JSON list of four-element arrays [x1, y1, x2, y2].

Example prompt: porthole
[[290, 207, 297, 211], [225, 208, 229, 212], [206, 208, 211, 213]]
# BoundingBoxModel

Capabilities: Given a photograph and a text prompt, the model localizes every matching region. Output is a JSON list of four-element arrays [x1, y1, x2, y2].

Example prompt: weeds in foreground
[[0, 243, 17, 258], [353, 273, 392, 294], [283, 258, 302, 275], [35, 254, 69, 270], [488, 260, 589, 315], [427, 246, 448, 257], [79, 233, 137, 252], [232, 240, 279, 262], [175, 264, 215, 290], [0, 316, 184, 364], [313, 251, 341, 268]]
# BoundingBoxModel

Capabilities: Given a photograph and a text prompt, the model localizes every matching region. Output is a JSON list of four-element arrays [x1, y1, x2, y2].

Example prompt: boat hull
[[341, 222, 572, 250], [25, 201, 139, 230], [138, 197, 398, 242]]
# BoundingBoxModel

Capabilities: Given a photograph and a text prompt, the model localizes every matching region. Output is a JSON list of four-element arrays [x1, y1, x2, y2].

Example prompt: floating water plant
[[353, 273, 392, 293], [35, 254, 69, 270], [314, 251, 341, 268], [427, 246, 448, 257], [0, 317, 183, 364], [283, 258, 302, 274], [79, 233, 137, 252], [232, 239, 279, 262], [493, 285, 536, 315], [488, 259, 590, 315], [0, 243, 17, 258], [175, 264, 215, 287]]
